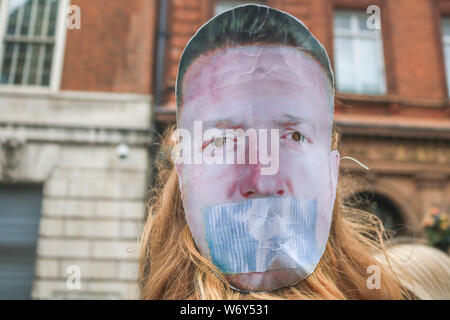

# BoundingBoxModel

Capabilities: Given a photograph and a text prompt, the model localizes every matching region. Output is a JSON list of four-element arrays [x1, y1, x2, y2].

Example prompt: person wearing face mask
[[138, 4, 435, 299]]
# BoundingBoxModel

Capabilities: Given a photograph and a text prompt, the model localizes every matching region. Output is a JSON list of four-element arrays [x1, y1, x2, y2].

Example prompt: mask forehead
[[175, 4, 334, 116], [179, 46, 333, 148], [182, 46, 332, 114]]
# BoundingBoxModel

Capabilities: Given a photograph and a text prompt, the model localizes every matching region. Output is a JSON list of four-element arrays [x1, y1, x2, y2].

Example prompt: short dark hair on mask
[[176, 4, 335, 108]]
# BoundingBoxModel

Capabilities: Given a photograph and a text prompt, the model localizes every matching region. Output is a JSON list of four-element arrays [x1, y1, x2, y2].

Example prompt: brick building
[[0, 0, 448, 300], [0, 0, 157, 299]]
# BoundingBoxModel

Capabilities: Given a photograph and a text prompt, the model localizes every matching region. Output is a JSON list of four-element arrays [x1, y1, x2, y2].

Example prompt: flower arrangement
[[421, 206, 450, 253]]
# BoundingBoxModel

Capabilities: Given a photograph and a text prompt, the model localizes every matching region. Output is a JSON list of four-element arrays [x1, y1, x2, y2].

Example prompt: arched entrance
[[345, 192, 407, 236]]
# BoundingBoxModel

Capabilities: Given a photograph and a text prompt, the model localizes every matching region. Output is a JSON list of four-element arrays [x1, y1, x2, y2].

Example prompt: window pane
[[357, 14, 370, 32], [40, 43, 53, 85], [20, 0, 33, 36], [6, 4, 19, 35], [47, 0, 59, 37], [34, 0, 46, 36], [444, 44, 450, 95], [334, 12, 351, 30], [13, 42, 27, 84], [215, 1, 261, 16], [26, 43, 39, 85], [334, 37, 354, 93], [443, 18, 450, 37], [442, 18, 450, 95], [8, 0, 28, 13], [1, 42, 14, 83], [356, 38, 383, 94]]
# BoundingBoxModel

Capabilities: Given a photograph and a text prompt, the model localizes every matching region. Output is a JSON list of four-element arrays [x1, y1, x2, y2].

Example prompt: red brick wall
[[272, 0, 333, 49], [57, 0, 450, 108], [387, 0, 446, 100], [164, 0, 211, 104], [61, 0, 157, 94]]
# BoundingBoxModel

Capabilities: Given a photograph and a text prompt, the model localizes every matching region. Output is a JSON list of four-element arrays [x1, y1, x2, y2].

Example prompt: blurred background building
[[0, 0, 448, 299]]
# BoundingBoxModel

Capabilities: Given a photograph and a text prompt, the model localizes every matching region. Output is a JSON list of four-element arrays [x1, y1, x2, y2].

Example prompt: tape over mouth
[[202, 196, 321, 291]]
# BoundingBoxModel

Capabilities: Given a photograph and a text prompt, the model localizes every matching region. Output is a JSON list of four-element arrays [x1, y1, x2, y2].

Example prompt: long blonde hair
[[139, 126, 408, 299]]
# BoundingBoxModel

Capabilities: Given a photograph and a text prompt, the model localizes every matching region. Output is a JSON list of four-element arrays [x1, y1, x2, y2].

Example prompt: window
[[0, 185, 43, 299], [442, 18, 450, 96], [0, 0, 67, 89], [215, 1, 264, 16], [333, 10, 386, 95]]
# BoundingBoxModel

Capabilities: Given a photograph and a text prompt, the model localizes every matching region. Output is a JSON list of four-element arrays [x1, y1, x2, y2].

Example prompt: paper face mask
[[174, 4, 340, 292]]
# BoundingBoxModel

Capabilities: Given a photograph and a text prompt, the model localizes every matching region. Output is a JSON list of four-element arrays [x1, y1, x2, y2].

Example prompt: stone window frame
[[0, 0, 69, 93], [435, 0, 450, 99], [441, 17, 450, 97]]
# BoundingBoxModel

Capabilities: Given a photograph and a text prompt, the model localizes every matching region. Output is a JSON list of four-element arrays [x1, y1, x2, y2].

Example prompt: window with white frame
[[0, 0, 66, 88], [441, 17, 450, 96], [333, 10, 386, 95], [215, 1, 264, 16]]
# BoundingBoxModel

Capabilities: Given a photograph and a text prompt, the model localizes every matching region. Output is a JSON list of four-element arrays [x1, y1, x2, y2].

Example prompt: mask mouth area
[[225, 268, 309, 293], [202, 196, 319, 275]]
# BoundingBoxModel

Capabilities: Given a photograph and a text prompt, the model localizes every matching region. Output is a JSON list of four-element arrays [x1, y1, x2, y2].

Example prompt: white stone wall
[[0, 91, 153, 299]]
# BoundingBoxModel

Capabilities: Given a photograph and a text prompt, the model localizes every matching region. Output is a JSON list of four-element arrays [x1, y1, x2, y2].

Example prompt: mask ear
[[170, 129, 183, 186], [174, 157, 183, 192], [174, 157, 182, 175], [329, 150, 340, 206]]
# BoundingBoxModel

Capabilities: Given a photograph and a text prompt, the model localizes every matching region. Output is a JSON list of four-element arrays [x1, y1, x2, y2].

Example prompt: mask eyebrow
[[275, 113, 310, 125], [274, 114, 316, 132], [202, 118, 243, 130]]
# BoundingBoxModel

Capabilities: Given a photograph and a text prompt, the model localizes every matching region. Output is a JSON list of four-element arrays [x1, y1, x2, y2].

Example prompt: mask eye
[[291, 131, 306, 143], [214, 136, 226, 148], [280, 129, 312, 152], [202, 136, 228, 153]]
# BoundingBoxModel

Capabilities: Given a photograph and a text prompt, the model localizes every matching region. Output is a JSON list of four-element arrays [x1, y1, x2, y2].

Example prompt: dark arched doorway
[[345, 192, 407, 236]]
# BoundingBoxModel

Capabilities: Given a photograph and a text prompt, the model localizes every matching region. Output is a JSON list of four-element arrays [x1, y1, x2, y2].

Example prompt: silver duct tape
[[203, 197, 319, 274]]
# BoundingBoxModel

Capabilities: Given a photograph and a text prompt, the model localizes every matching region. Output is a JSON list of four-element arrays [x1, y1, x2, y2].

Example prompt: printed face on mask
[[175, 45, 340, 292]]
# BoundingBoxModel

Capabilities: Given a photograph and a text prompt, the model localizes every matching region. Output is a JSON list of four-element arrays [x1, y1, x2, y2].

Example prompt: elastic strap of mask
[[341, 156, 370, 170]]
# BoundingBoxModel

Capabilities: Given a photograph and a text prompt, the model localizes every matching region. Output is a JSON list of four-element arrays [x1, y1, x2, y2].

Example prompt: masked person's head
[[174, 4, 338, 292], [140, 4, 406, 299]]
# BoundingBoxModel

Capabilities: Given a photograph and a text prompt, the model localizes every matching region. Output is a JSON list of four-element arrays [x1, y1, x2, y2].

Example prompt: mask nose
[[236, 127, 285, 198], [239, 162, 287, 198]]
